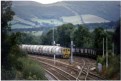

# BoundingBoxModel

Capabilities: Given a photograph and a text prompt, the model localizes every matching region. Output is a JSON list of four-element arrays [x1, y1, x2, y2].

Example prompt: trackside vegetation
[[1, 1, 47, 80], [97, 54, 120, 79], [16, 57, 47, 80], [97, 23, 120, 80]]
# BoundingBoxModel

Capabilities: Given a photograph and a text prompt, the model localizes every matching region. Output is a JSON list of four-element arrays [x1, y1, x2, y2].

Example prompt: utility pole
[[106, 37, 108, 68], [105, 26, 108, 68], [53, 26, 55, 45], [103, 38, 104, 57], [112, 42, 114, 56], [53, 22, 55, 46], [70, 41, 74, 64], [70, 27, 77, 64], [54, 54, 56, 65], [51, 20, 56, 65]]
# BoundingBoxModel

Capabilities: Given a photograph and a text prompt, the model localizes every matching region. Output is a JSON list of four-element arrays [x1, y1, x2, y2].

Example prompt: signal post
[[70, 41, 74, 64]]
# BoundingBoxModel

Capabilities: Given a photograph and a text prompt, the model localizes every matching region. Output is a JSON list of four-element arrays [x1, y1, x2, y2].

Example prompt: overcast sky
[[2, 0, 119, 4], [30, 0, 120, 4]]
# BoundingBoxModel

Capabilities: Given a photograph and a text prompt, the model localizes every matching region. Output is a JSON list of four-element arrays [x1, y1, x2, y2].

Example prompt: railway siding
[[45, 69, 59, 80], [29, 55, 104, 80], [33, 58, 77, 80]]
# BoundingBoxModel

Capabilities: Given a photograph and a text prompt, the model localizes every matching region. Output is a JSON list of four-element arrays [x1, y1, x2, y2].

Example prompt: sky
[[32, 0, 119, 4], [2, 0, 119, 4], [33, 0, 63, 4], [2, 0, 63, 4], [32, 0, 120, 4]]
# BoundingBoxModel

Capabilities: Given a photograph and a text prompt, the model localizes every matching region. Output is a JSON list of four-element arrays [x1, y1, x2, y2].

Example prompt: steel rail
[[32, 58, 77, 80], [76, 58, 85, 80], [44, 69, 59, 80]]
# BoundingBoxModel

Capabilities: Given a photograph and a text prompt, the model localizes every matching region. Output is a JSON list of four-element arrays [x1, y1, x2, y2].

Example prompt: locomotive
[[20, 44, 71, 58]]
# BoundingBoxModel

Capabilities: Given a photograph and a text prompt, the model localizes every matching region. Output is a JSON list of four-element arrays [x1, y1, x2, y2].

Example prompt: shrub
[[18, 57, 47, 80], [1, 67, 16, 80], [97, 55, 105, 64], [97, 54, 120, 79]]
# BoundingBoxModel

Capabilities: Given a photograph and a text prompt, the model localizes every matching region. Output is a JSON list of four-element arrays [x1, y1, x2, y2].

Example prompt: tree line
[[20, 22, 119, 55]]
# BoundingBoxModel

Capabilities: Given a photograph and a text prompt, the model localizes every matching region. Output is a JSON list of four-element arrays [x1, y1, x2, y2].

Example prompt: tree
[[1, 1, 26, 80], [106, 31, 114, 50], [57, 23, 74, 47], [41, 29, 58, 45], [73, 25, 91, 48], [93, 27, 106, 49], [1, 1, 15, 68], [113, 21, 120, 54]]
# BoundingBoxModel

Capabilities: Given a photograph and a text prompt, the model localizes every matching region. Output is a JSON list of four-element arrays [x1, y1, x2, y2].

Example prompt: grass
[[97, 54, 120, 79], [1, 67, 16, 80], [16, 57, 47, 80]]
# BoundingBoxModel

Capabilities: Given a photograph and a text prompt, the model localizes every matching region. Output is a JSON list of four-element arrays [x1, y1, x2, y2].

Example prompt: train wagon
[[19, 44, 71, 58], [73, 48, 97, 59]]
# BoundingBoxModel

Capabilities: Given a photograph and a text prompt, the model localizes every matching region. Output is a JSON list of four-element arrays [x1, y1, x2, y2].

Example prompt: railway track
[[65, 57, 99, 79], [30, 55, 79, 75], [45, 69, 59, 80], [78, 58, 105, 80], [31, 57, 77, 80], [29, 55, 104, 80], [76, 58, 86, 80], [71, 56, 101, 79]]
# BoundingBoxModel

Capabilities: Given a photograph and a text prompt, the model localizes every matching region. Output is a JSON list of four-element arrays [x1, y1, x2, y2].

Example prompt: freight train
[[20, 44, 71, 58], [20, 44, 97, 59]]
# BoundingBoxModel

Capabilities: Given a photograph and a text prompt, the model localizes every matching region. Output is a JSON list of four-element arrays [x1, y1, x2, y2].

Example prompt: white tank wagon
[[19, 44, 71, 58]]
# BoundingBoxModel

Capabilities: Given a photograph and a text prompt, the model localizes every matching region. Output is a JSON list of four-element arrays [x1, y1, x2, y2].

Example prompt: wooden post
[[106, 38, 108, 68], [103, 38, 104, 57], [54, 54, 56, 65], [112, 43, 114, 56]]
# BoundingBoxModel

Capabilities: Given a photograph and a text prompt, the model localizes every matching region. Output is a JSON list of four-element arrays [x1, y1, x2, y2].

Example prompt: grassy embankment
[[15, 56, 47, 80], [97, 54, 120, 80]]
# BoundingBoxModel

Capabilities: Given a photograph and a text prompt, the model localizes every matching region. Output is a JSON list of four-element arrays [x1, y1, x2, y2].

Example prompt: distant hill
[[11, 1, 120, 35]]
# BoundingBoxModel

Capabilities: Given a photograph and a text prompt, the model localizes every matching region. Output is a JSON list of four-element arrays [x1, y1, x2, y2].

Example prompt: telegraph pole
[[51, 20, 56, 65], [105, 26, 108, 68], [53, 26, 55, 45], [52, 21, 55, 46], [112, 42, 114, 56], [103, 38, 104, 57], [106, 37, 108, 68]]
